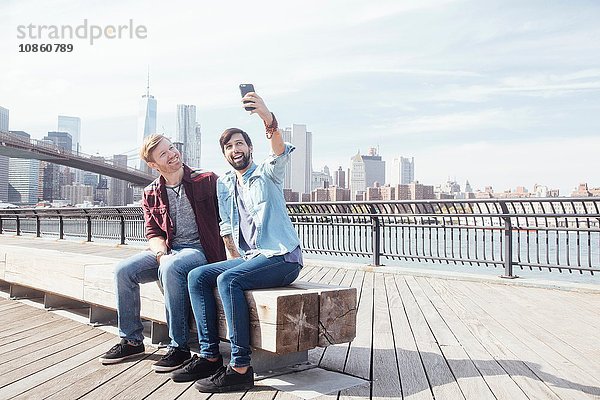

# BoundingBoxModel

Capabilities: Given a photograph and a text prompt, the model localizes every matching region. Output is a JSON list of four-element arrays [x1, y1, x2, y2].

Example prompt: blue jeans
[[114, 244, 207, 349], [188, 254, 301, 367]]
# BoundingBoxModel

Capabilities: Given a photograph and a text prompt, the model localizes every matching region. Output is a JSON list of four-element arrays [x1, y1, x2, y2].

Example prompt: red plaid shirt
[[142, 165, 226, 263]]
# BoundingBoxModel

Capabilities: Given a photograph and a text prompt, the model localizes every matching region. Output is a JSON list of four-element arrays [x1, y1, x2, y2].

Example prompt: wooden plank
[[385, 274, 432, 400], [422, 277, 529, 400], [431, 278, 564, 400], [144, 380, 197, 400], [0, 323, 94, 371], [111, 361, 172, 400], [343, 271, 372, 380], [176, 385, 217, 400], [485, 283, 600, 360], [298, 266, 323, 282], [0, 319, 71, 355], [310, 267, 356, 366], [408, 275, 495, 400], [0, 332, 115, 398], [457, 280, 600, 399], [290, 282, 356, 346], [398, 275, 465, 399], [371, 273, 402, 399], [77, 349, 163, 399], [245, 387, 279, 400], [0, 311, 66, 340], [0, 307, 42, 326], [215, 287, 319, 353], [13, 349, 157, 400]]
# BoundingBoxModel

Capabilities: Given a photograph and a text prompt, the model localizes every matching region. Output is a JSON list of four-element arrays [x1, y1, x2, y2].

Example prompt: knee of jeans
[[114, 260, 134, 283], [187, 268, 203, 290], [216, 270, 238, 293]]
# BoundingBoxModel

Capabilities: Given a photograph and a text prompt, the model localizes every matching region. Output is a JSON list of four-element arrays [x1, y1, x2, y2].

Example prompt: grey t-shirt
[[166, 184, 201, 247], [235, 180, 302, 265]]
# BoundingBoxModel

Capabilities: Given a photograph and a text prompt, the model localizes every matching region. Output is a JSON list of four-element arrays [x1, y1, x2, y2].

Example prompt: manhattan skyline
[[2, 0, 600, 195]]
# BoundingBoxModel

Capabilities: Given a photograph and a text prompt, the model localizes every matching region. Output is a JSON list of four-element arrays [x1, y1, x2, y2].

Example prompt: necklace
[[167, 183, 182, 198]]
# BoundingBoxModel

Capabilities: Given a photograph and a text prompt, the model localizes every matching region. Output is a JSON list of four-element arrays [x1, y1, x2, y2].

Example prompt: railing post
[[59, 216, 64, 240], [499, 202, 517, 279], [86, 216, 92, 242], [120, 216, 126, 245], [16, 216, 21, 236], [370, 205, 382, 266], [0, 216, 3, 234], [36, 215, 41, 237]]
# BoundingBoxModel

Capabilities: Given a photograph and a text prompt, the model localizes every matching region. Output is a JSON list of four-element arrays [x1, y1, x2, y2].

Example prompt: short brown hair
[[140, 134, 167, 163], [219, 128, 252, 153]]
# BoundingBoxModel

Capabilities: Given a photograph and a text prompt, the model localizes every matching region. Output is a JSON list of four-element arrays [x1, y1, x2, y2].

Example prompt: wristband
[[155, 250, 165, 262], [265, 112, 278, 139]]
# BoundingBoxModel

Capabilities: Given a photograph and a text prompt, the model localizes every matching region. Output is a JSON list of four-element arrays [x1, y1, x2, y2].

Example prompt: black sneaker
[[99, 339, 145, 364], [194, 365, 254, 393], [152, 347, 192, 372], [170, 354, 224, 382]]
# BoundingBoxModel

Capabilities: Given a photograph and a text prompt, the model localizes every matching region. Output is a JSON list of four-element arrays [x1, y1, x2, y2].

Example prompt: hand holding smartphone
[[239, 83, 255, 111]]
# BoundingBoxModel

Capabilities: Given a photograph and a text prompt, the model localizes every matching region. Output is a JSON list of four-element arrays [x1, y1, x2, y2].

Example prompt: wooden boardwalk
[[1, 264, 599, 399]]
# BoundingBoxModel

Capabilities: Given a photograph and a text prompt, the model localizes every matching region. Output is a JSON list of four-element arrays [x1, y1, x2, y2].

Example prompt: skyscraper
[[58, 116, 81, 153], [137, 74, 157, 173], [363, 148, 385, 187], [110, 154, 131, 206], [8, 131, 39, 205], [282, 124, 313, 195], [391, 156, 415, 185], [176, 104, 201, 167], [0, 106, 8, 202], [45, 131, 73, 151], [334, 166, 346, 188], [350, 148, 385, 199], [350, 152, 365, 198], [0, 106, 8, 131]]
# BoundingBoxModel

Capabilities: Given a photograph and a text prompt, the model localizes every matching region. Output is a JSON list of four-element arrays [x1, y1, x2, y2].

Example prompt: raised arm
[[241, 92, 284, 156]]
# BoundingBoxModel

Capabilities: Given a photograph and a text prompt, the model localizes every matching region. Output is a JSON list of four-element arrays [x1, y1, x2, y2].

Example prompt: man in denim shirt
[[171, 92, 302, 392]]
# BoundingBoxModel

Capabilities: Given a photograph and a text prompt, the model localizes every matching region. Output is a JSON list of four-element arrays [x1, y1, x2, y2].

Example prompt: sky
[[1, 0, 599, 195]]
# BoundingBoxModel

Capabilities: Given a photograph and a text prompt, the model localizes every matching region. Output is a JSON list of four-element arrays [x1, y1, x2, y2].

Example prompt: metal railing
[[0, 198, 598, 277]]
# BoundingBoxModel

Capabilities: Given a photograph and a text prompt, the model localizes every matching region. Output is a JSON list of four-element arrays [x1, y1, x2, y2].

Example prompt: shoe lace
[[107, 342, 123, 354], [210, 365, 227, 382], [183, 355, 200, 372], [161, 347, 178, 361]]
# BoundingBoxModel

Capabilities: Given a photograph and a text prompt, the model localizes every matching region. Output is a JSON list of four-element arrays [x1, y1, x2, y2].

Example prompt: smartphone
[[239, 84, 255, 111]]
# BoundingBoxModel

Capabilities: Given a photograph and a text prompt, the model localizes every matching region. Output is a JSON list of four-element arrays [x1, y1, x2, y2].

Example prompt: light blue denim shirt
[[217, 143, 301, 258]]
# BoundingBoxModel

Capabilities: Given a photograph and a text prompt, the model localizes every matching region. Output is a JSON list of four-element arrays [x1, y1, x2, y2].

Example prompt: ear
[[147, 161, 158, 171]]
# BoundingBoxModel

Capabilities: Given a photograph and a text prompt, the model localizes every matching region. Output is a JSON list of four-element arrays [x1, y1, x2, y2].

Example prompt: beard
[[228, 152, 252, 171]]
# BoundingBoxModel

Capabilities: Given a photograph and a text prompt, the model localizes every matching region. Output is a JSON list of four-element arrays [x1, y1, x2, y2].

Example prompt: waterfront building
[[282, 124, 313, 196], [137, 75, 157, 173], [391, 156, 414, 185], [572, 183, 600, 197], [334, 166, 346, 188], [0, 106, 9, 202], [8, 131, 39, 205], [57, 116, 81, 153], [311, 166, 331, 191], [45, 131, 73, 151], [61, 184, 94, 206], [350, 148, 385, 200], [109, 154, 131, 206], [176, 105, 201, 168]]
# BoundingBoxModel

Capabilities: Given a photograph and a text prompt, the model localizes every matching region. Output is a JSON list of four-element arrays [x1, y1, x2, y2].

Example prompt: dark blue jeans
[[188, 254, 301, 367]]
